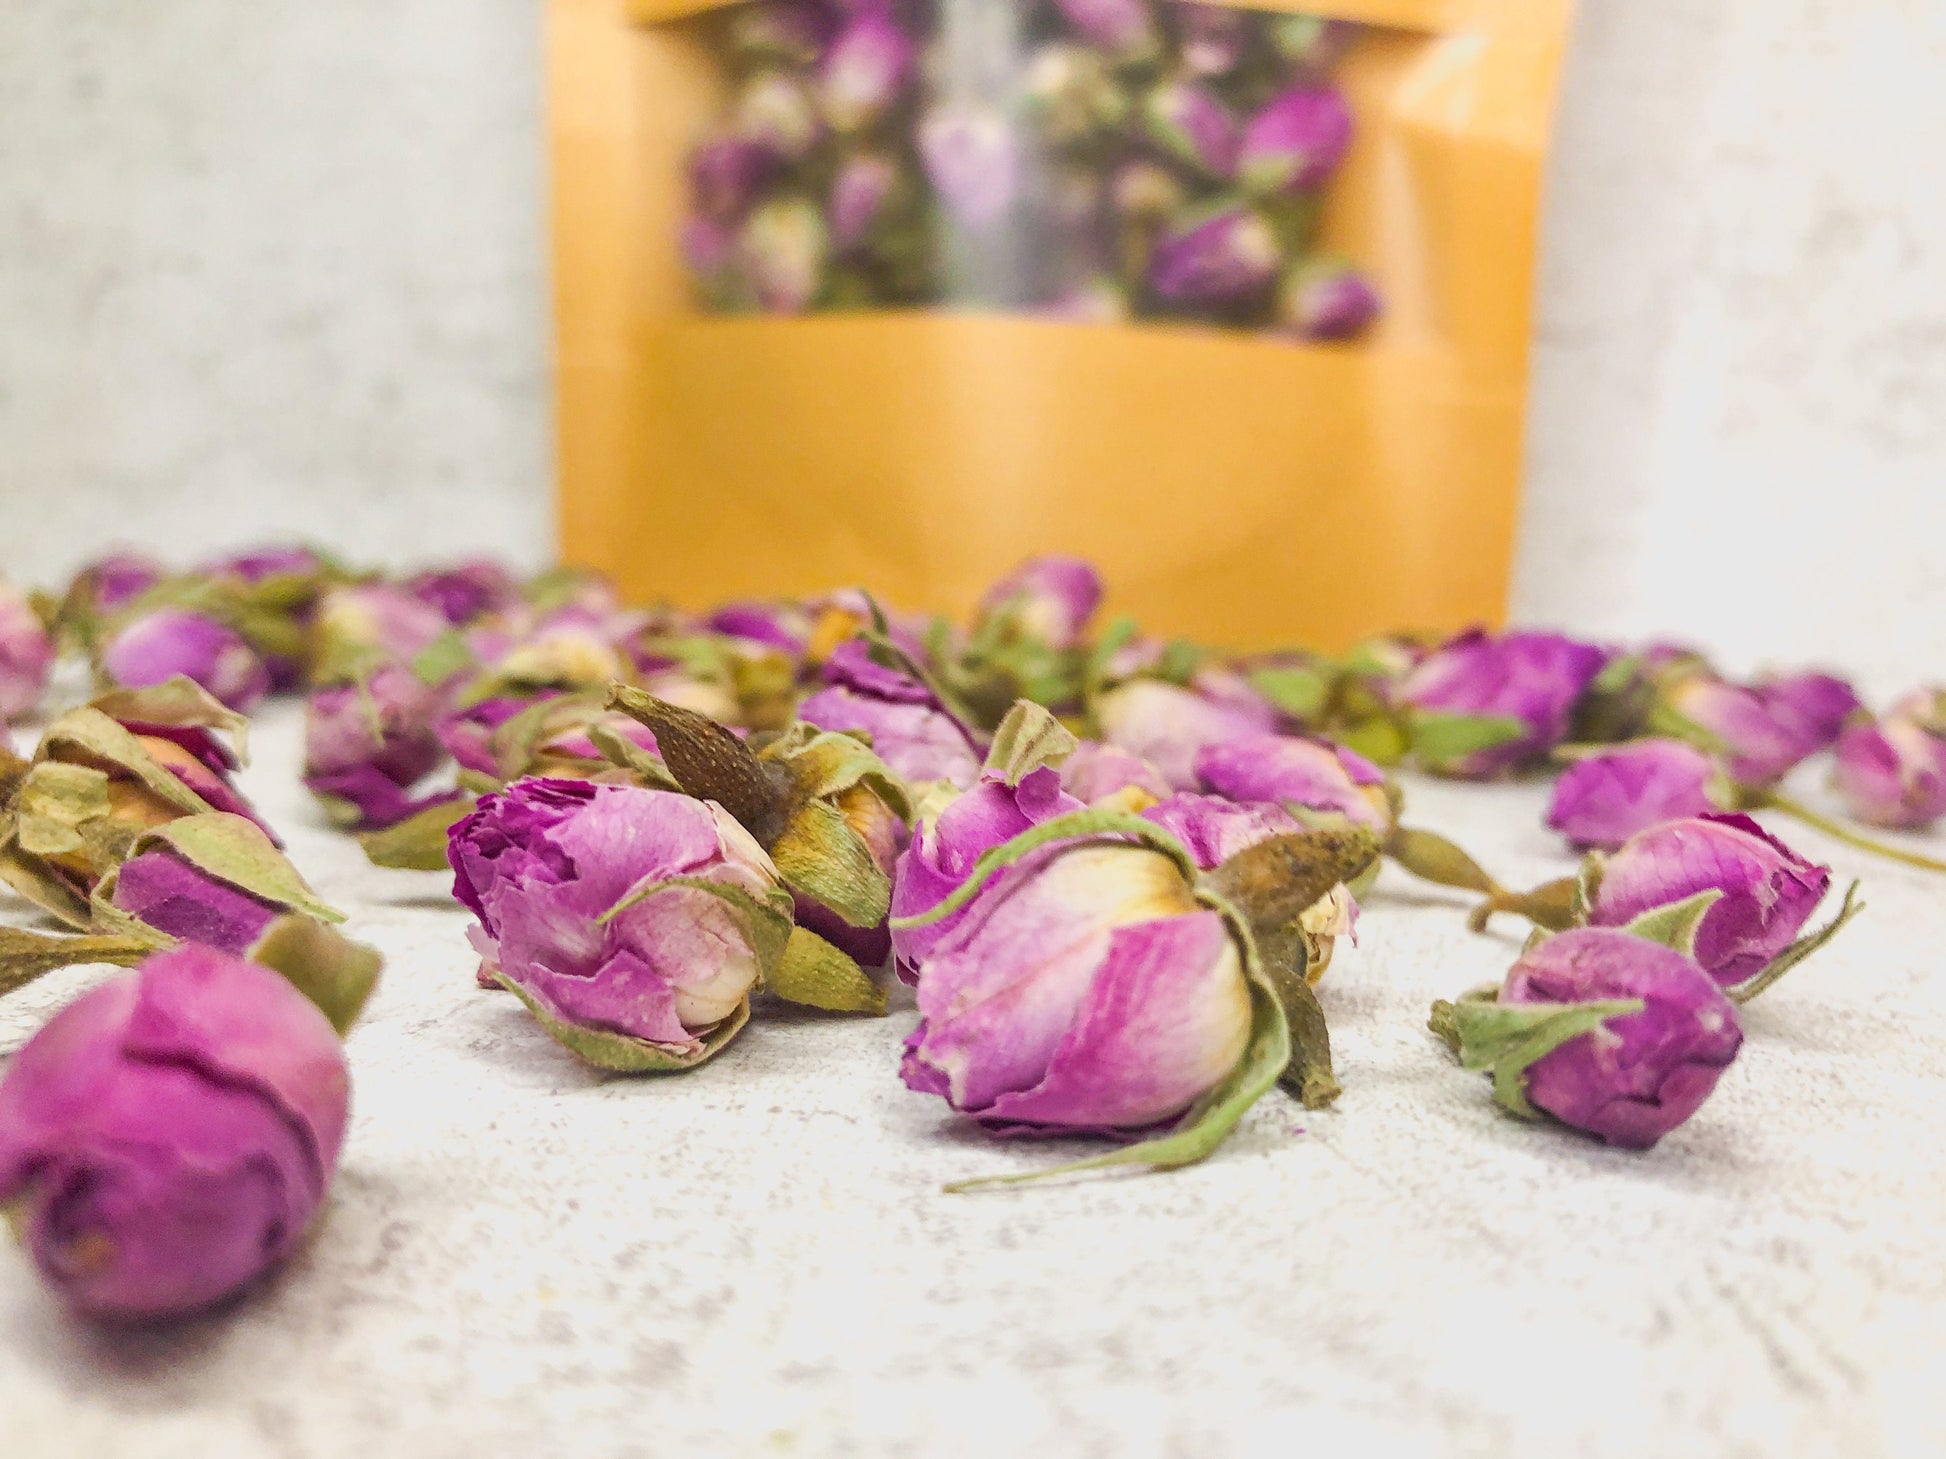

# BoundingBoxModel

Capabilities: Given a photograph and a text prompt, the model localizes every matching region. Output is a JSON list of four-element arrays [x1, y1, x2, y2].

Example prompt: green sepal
[[13, 762, 114, 858], [497, 971, 752, 1073], [410, 631, 476, 688], [1728, 881, 1863, 1005], [1431, 995, 1648, 1120], [1408, 712, 1529, 773], [1080, 614, 1140, 722], [1247, 664, 1333, 724], [0, 925, 164, 998], [607, 687, 790, 844], [86, 676, 251, 763], [128, 814, 346, 924], [1385, 825, 1502, 896], [768, 800, 890, 928], [1336, 714, 1409, 768], [39, 707, 215, 819], [981, 700, 1078, 786], [760, 722, 912, 824], [1621, 889, 1723, 957], [584, 721, 683, 791], [0, 838, 95, 929], [356, 798, 475, 871], [1203, 888, 1337, 1107], [247, 915, 383, 1037], [768, 926, 887, 1015]]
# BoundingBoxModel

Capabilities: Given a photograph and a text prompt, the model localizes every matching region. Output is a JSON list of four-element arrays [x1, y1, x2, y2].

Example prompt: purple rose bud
[[1096, 677, 1279, 791], [100, 610, 271, 714], [1833, 717, 1946, 830], [450, 780, 789, 1065], [1050, 0, 1160, 60], [1755, 670, 1862, 753], [819, 9, 914, 133], [1059, 739, 1172, 806], [1195, 732, 1393, 833], [71, 552, 166, 617], [201, 546, 327, 585], [1544, 739, 1721, 851], [1661, 674, 1819, 787], [799, 640, 985, 790], [919, 107, 1021, 232], [312, 584, 452, 680], [0, 582, 55, 723], [1585, 813, 1832, 989], [0, 945, 351, 1318], [732, 72, 822, 162], [1141, 792, 1301, 871], [1493, 928, 1742, 1148], [975, 555, 1103, 652], [890, 765, 1083, 978], [1238, 87, 1353, 196], [304, 667, 454, 830], [1149, 205, 1282, 308], [108, 848, 282, 955], [1399, 629, 1609, 778], [1179, 3, 1253, 77], [708, 601, 814, 657], [688, 134, 782, 223], [1143, 79, 1240, 179], [900, 837, 1254, 1135], [1278, 255, 1381, 341], [438, 694, 550, 777], [738, 198, 829, 314], [828, 153, 900, 253], [404, 560, 519, 627]]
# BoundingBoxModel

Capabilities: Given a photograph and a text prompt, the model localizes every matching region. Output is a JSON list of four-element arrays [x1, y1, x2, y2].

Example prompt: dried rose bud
[[450, 780, 793, 1069], [919, 107, 1021, 232], [1583, 814, 1833, 990], [738, 198, 830, 314], [1278, 255, 1380, 341], [1266, 13, 1357, 74], [707, 601, 815, 658], [1023, 43, 1130, 147], [1434, 928, 1743, 1149], [481, 604, 628, 694], [1141, 791, 1301, 871], [0, 944, 356, 1318], [1398, 629, 1608, 778], [799, 639, 984, 791], [732, 71, 822, 162], [303, 666, 454, 831], [1142, 79, 1240, 180], [200, 545, 329, 585], [1059, 739, 1171, 806], [0, 581, 55, 724], [726, 0, 831, 71], [1544, 739, 1721, 851], [1832, 717, 1946, 830], [1110, 158, 1186, 225], [1148, 204, 1282, 308], [403, 560, 519, 627], [310, 584, 453, 684], [1179, 3, 1254, 77], [1096, 677, 1278, 791], [99, 609, 270, 714], [1238, 87, 1353, 196], [688, 134, 782, 224], [67, 552, 166, 620], [819, 9, 914, 133], [1754, 670, 1861, 753], [975, 555, 1103, 653], [1051, 0, 1160, 61], [828, 153, 900, 253], [1195, 732, 1393, 834], [1657, 672, 1815, 787], [437, 693, 545, 778]]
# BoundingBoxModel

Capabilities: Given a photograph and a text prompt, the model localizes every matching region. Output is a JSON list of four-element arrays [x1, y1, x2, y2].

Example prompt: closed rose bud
[[1023, 43, 1129, 147], [1278, 255, 1380, 340], [1096, 676, 1279, 791], [1148, 204, 1282, 308], [1544, 739, 1721, 851], [1143, 79, 1240, 180], [0, 945, 352, 1319], [975, 555, 1103, 652], [732, 71, 822, 162], [726, 0, 831, 71], [799, 639, 985, 790], [1179, 3, 1254, 77], [688, 134, 781, 223], [1051, 0, 1160, 61], [100, 610, 271, 714], [303, 667, 452, 830], [1141, 791, 1301, 871], [1195, 732, 1393, 834], [707, 601, 815, 657], [919, 107, 1021, 232], [1832, 717, 1946, 830], [1660, 673, 1814, 787], [0, 582, 55, 724], [403, 560, 519, 627], [310, 584, 452, 683], [890, 765, 1083, 978], [900, 837, 1254, 1135], [1059, 739, 1171, 806], [450, 780, 792, 1069], [1584, 813, 1832, 990], [1754, 670, 1861, 753], [819, 9, 914, 133], [437, 694, 545, 778], [1238, 87, 1353, 196], [738, 198, 829, 314], [69, 552, 166, 619], [1438, 928, 1743, 1149], [1399, 629, 1608, 778]]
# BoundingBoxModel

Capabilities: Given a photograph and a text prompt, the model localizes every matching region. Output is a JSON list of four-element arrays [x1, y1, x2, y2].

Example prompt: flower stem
[[1759, 792, 1946, 876]]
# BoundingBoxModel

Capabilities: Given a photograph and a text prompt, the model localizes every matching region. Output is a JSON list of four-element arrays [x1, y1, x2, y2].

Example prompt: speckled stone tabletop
[[2, 703, 1942, 1458]]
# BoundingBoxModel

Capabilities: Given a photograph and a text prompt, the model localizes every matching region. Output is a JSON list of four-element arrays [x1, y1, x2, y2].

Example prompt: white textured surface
[[2, 706, 1944, 1458]]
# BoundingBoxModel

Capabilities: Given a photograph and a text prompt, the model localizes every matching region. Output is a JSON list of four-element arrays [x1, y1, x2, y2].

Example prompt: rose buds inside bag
[[552, 0, 1572, 651]]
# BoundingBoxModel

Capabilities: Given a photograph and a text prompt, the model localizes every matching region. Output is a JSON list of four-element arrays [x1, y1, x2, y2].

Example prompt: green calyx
[[356, 798, 476, 871], [247, 915, 383, 1037], [1430, 991, 1647, 1120], [981, 700, 1078, 786], [1408, 712, 1530, 774]]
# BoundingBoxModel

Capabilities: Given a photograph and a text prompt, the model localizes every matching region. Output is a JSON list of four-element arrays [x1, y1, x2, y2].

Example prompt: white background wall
[[2, 1, 1942, 696]]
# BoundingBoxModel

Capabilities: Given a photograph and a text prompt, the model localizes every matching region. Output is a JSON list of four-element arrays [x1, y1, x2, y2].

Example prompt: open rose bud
[[303, 666, 455, 831], [1060, 739, 1170, 807], [100, 609, 270, 714], [1833, 717, 1946, 830], [738, 197, 829, 314], [920, 107, 1021, 232], [1433, 928, 1742, 1150], [0, 943, 361, 1319], [1142, 79, 1240, 180], [1544, 739, 1722, 851], [0, 582, 55, 724], [1399, 629, 1607, 778], [1238, 87, 1353, 196], [1051, 0, 1160, 61], [450, 780, 794, 1069], [1755, 670, 1861, 753], [819, 8, 914, 133], [1195, 732, 1392, 834], [1149, 204, 1282, 309], [1095, 676, 1278, 791], [799, 639, 984, 791], [1657, 672, 1816, 787], [1278, 255, 1380, 341]]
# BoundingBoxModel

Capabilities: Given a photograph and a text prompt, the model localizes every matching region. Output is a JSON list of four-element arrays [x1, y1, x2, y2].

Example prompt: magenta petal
[[111, 851, 283, 955]]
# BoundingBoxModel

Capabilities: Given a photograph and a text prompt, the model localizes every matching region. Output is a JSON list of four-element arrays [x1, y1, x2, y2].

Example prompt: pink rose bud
[[1398, 629, 1608, 779], [1832, 717, 1946, 830], [799, 639, 985, 791], [1752, 670, 1861, 753], [403, 560, 519, 627], [707, 600, 816, 657], [449, 780, 791, 1069], [974, 555, 1104, 652], [738, 198, 830, 314], [200, 545, 329, 585], [1059, 739, 1172, 805], [1142, 79, 1240, 179], [919, 107, 1022, 232], [311, 584, 453, 682], [100, 609, 271, 714], [1584, 814, 1833, 991], [829, 153, 900, 252], [1051, 0, 1160, 60], [1437, 928, 1743, 1150], [1195, 732, 1394, 834], [732, 72, 823, 162], [0, 945, 353, 1319], [1141, 791, 1302, 871], [1544, 739, 1721, 851], [0, 581, 55, 724], [1096, 676, 1279, 791], [819, 9, 915, 133], [68, 552, 166, 619], [437, 693, 545, 777], [1148, 204, 1282, 308], [1660, 673, 1817, 786], [1179, 2, 1254, 77], [687, 134, 782, 223], [1279, 255, 1381, 341], [1238, 86, 1354, 196], [304, 666, 455, 830]]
